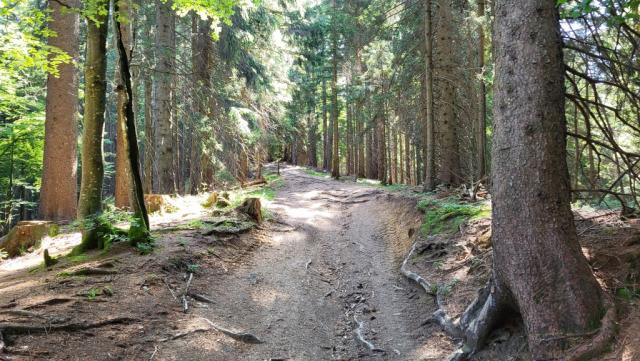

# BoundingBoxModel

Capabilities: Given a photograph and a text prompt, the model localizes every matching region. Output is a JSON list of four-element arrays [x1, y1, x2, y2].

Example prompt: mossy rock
[[0, 221, 59, 257]]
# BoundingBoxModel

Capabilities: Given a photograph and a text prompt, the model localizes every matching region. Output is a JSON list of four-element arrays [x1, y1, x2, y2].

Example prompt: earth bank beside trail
[[0, 165, 638, 361]]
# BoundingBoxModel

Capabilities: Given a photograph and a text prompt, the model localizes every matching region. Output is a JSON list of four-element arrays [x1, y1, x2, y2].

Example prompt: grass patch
[[418, 197, 490, 235], [303, 168, 329, 178]]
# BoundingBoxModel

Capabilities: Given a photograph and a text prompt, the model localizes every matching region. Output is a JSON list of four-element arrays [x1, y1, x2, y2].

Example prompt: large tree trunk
[[77, 3, 109, 250], [450, 1, 612, 359], [114, 0, 134, 209], [153, 0, 176, 194], [434, 0, 461, 186], [40, 0, 79, 221]]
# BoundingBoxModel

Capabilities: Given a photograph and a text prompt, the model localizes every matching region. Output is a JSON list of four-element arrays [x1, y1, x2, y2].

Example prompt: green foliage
[[303, 168, 329, 178], [418, 198, 490, 235], [135, 241, 155, 255]]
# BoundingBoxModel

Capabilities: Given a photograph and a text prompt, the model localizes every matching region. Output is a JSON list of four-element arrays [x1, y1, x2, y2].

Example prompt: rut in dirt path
[[162, 166, 452, 361]]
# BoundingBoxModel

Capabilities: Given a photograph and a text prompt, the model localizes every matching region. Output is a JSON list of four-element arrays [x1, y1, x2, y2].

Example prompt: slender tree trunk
[[404, 134, 411, 185], [460, 1, 610, 359], [476, 0, 487, 180], [153, 0, 176, 194], [399, 130, 404, 184], [77, 3, 109, 250], [422, 0, 435, 191], [40, 0, 79, 221], [114, 2, 150, 242], [307, 109, 318, 167], [115, 0, 133, 209], [330, 0, 340, 178], [322, 77, 329, 170], [434, 0, 461, 186]]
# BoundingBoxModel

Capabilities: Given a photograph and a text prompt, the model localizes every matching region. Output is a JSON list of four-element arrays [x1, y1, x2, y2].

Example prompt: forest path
[[162, 166, 451, 361]]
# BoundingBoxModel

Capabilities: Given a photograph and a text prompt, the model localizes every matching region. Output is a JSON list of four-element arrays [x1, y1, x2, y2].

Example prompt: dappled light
[[1, 0, 639, 359]]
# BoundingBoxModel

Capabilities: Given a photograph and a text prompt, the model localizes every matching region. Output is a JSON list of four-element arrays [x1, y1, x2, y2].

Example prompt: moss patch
[[418, 197, 490, 235]]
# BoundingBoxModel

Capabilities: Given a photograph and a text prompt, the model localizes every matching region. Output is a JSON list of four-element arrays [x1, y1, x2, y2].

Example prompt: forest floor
[[0, 165, 639, 360]]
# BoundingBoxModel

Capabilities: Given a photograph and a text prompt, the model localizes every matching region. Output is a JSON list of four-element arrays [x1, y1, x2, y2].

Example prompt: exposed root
[[66, 267, 117, 276], [353, 315, 384, 353], [188, 293, 214, 304], [160, 318, 264, 344], [182, 273, 194, 313], [400, 241, 436, 297], [565, 296, 617, 361], [200, 317, 263, 344], [0, 316, 139, 335]]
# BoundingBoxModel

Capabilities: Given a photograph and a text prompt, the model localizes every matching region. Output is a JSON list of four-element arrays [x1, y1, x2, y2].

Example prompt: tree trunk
[[434, 0, 461, 186], [422, 0, 435, 191], [476, 0, 487, 180], [114, 1, 150, 242], [77, 3, 109, 250], [40, 0, 79, 221], [452, 1, 611, 359], [322, 77, 330, 170], [114, 0, 134, 209], [330, 1, 340, 180], [153, 0, 176, 194]]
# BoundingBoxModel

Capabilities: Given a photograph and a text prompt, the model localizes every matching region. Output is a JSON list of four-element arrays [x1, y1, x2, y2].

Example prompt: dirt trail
[[162, 166, 452, 360]]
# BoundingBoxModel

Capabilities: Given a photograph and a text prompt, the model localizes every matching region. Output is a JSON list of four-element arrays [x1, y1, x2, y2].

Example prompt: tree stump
[[202, 192, 218, 208], [144, 194, 167, 213], [0, 221, 59, 257], [238, 198, 262, 224]]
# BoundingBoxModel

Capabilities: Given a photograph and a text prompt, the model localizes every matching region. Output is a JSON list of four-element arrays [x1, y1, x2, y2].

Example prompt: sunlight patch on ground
[[148, 194, 210, 228], [251, 288, 291, 308], [0, 231, 81, 276]]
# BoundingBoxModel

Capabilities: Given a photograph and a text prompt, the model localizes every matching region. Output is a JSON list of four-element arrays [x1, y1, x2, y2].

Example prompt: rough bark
[[330, 3, 340, 180], [77, 2, 109, 250], [434, 0, 461, 186], [422, 0, 435, 191], [322, 77, 330, 170], [114, 0, 134, 209], [153, 0, 176, 194], [40, 0, 79, 221], [444, 1, 613, 359], [476, 0, 487, 180], [114, 1, 151, 242]]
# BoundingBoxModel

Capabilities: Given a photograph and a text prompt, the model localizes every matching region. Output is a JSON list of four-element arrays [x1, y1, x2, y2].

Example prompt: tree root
[[401, 239, 617, 361], [353, 315, 385, 353], [161, 318, 263, 344], [66, 267, 117, 276], [0, 316, 139, 335]]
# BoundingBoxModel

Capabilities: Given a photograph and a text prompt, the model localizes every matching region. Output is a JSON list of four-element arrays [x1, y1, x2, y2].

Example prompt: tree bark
[[422, 0, 435, 191], [322, 77, 330, 170], [114, 1, 150, 242], [77, 2, 109, 249], [114, 0, 134, 209], [153, 0, 176, 194], [434, 0, 461, 186], [476, 0, 487, 180], [476, 1, 609, 358], [330, 0, 340, 180], [40, 0, 79, 221]]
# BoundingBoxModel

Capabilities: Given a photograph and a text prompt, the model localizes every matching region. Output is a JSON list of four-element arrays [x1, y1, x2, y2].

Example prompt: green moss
[[419, 197, 490, 235]]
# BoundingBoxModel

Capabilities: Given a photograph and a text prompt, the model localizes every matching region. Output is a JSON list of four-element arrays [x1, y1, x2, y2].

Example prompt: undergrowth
[[418, 197, 490, 235], [303, 168, 329, 178]]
